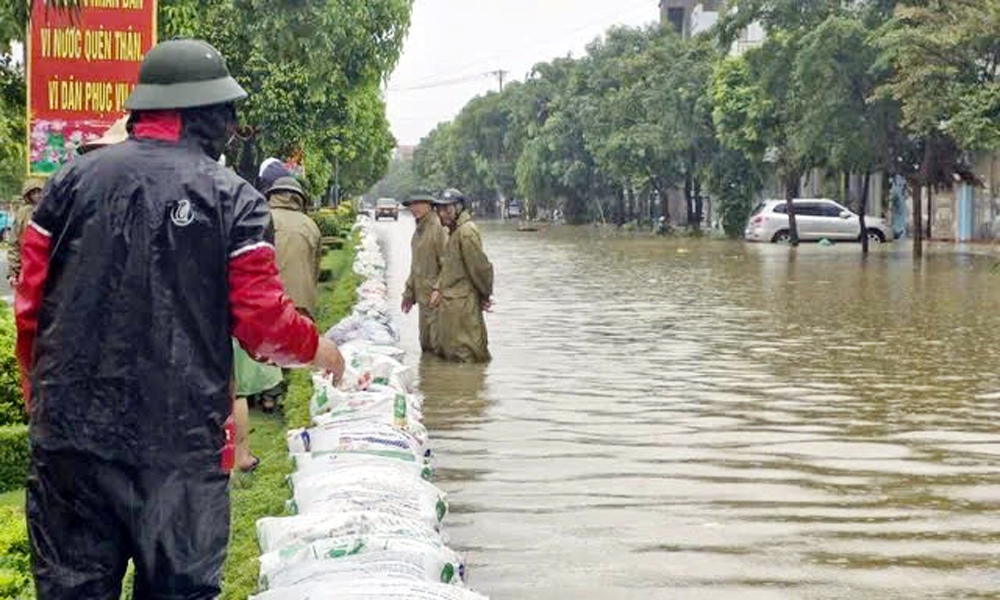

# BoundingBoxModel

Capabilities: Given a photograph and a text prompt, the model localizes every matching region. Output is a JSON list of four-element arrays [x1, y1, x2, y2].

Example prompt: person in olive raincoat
[[401, 192, 448, 353], [6, 179, 44, 288], [267, 176, 322, 318], [15, 39, 344, 599], [430, 188, 494, 362]]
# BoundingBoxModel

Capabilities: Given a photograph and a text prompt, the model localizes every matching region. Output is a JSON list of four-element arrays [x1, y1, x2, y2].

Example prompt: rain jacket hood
[[268, 190, 307, 212], [269, 191, 321, 315]]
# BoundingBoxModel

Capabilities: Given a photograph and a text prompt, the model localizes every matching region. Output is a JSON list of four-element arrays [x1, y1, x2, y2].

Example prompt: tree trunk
[[693, 178, 704, 231], [684, 170, 694, 227], [860, 171, 871, 254], [926, 186, 934, 240], [617, 187, 626, 226], [785, 173, 800, 246], [659, 182, 670, 225], [843, 171, 850, 207], [913, 184, 923, 257]]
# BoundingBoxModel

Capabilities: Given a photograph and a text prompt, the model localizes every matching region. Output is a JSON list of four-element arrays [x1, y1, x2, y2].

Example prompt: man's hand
[[401, 298, 414, 314], [430, 289, 442, 308], [312, 338, 345, 383], [481, 298, 493, 313]]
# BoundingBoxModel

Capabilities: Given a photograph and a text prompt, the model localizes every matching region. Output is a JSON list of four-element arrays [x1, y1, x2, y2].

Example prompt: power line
[[387, 70, 503, 92], [387, 0, 654, 92]]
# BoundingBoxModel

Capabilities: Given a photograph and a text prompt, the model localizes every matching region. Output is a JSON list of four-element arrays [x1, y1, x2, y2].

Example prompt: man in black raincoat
[[14, 39, 345, 599]]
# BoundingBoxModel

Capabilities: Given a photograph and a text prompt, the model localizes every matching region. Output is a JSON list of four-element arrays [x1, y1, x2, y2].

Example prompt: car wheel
[[771, 230, 792, 244], [864, 229, 885, 244]]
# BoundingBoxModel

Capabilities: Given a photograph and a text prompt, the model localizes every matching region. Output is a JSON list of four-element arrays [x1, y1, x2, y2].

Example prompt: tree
[[876, 0, 1000, 254], [712, 43, 808, 245], [793, 14, 893, 253]]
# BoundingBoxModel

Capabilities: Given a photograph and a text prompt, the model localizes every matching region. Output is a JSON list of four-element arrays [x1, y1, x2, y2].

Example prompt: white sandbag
[[258, 531, 461, 589], [260, 545, 466, 590], [250, 579, 489, 600], [290, 474, 448, 526], [337, 340, 406, 363], [290, 460, 438, 496], [256, 510, 438, 555], [286, 422, 429, 461], [290, 450, 433, 481], [311, 392, 423, 430]]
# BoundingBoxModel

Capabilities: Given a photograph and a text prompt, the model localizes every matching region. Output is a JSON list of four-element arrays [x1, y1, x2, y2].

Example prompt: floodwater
[[376, 213, 1000, 600]]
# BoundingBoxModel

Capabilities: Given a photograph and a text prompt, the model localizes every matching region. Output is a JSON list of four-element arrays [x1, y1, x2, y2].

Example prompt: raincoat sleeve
[[15, 178, 62, 406], [459, 226, 494, 300], [403, 233, 416, 305], [228, 186, 319, 367]]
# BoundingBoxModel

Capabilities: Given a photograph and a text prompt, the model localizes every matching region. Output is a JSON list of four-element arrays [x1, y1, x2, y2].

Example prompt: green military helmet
[[125, 39, 248, 111], [403, 192, 436, 207], [433, 188, 466, 206], [266, 176, 307, 199]]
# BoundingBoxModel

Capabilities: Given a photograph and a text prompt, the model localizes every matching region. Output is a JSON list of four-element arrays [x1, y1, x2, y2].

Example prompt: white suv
[[744, 199, 892, 244]]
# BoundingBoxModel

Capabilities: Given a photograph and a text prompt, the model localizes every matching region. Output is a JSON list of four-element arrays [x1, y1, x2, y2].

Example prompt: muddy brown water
[[376, 214, 1000, 600]]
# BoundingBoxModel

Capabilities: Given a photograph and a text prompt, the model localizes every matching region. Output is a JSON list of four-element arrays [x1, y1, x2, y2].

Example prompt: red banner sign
[[27, 0, 157, 176]]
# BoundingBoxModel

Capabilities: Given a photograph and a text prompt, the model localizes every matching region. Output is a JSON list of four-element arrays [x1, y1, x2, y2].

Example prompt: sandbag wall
[[251, 215, 488, 600]]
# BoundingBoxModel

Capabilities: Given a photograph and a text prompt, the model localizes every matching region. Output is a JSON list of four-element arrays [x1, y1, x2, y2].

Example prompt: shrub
[[0, 427, 28, 494], [0, 311, 24, 426], [310, 203, 356, 238], [0, 506, 32, 600]]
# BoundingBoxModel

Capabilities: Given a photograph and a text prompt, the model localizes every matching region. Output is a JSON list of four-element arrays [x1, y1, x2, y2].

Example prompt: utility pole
[[490, 69, 508, 93]]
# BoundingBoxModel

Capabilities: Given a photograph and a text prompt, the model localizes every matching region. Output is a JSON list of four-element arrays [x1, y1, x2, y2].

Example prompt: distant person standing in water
[[431, 188, 494, 363], [401, 192, 447, 354]]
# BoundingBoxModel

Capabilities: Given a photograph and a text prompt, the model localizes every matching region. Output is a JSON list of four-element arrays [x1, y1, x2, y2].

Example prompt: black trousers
[[27, 448, 229, 600]]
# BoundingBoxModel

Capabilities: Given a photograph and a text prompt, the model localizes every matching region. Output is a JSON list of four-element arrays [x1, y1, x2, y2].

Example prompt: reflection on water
[[377, 215, 1000, 599]]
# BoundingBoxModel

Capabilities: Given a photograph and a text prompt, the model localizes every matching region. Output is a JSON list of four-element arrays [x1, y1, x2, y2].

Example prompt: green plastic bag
[[232, 340, 284, 397]]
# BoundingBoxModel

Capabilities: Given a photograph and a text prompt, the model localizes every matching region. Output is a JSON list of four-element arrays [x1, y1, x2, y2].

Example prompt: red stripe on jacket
[[14, 224, 51, 408], [229, 244, 319, 366]]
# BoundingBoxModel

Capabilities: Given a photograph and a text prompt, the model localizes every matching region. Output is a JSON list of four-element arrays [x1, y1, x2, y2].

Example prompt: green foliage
[[164, 0, 411, 196], [877, 1, 1000, 151], [0, 311, 24, 427], [0, 426, 28, 495], [311, 204, 356, 238], [0, 506, 32, 600]]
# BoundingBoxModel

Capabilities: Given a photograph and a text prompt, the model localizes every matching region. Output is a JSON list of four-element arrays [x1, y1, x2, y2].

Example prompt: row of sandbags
[[251, 216, 488, 600]]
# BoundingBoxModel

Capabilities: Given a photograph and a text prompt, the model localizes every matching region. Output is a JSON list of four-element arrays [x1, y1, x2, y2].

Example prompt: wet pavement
[[376, 213, 1000, 599]]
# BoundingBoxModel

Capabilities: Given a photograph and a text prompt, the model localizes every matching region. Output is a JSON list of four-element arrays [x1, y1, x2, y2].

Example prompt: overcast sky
[[385, 0, 659, 146]]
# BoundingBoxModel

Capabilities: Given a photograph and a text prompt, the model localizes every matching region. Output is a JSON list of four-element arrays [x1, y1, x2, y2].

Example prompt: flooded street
[[376, 213, 1000, 600]]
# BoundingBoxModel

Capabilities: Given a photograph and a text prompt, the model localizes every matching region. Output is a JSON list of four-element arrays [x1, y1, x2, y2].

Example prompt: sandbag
[[286, 422, 429, 461], [289, 475, 448, 527], [249, 579, 490, 600], [256, 510, 438, 555], [258, 531, 461, 589]]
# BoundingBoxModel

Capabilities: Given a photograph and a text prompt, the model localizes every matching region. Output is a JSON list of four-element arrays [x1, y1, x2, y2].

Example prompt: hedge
[[0, 506, 32, 599], [0, 311, 25, 427], [0, 427, 28, 495]]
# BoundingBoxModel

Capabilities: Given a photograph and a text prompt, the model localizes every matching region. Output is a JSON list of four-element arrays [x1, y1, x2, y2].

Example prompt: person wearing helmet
[[6, 178, 44, 288], [401, 192, 448, 354], [14, 39, 345, 599], [267, 176, 322, 319], [430, 188, 494, 362]]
